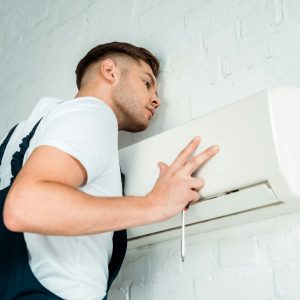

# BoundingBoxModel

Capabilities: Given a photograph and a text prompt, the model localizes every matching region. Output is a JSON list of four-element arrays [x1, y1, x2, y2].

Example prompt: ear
[[100, 59, 118, 83]]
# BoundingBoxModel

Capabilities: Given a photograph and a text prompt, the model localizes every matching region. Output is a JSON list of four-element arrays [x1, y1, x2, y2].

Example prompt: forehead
[[131, 59, 155, 77]]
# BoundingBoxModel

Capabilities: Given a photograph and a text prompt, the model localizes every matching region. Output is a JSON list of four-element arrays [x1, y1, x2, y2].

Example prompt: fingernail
[[211, 145, 219, 153]]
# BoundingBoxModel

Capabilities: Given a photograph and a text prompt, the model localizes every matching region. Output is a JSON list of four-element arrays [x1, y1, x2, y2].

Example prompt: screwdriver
[[181, 203, 190, 262], [181, 209, 186, 262]]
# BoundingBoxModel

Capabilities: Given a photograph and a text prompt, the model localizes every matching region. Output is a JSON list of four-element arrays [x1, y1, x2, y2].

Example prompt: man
[[0, 42, 219, 299]]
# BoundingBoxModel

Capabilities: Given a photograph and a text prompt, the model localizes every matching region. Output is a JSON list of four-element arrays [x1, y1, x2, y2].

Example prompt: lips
[[146, 107, 155, 117]]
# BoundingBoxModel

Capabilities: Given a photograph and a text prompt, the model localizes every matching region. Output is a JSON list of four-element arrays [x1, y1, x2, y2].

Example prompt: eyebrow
[[145, 72, 158, 97]]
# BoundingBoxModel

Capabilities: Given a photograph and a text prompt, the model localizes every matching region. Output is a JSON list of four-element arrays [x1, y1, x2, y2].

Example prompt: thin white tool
[[181, 209, 185, 262]]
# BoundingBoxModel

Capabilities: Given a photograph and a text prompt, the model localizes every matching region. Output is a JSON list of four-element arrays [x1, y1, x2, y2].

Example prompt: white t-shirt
[[0, 96, 123, 299]]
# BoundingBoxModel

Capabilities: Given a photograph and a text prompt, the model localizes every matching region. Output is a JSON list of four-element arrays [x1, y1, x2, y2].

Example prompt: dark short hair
[[75, 41, 160, 89]]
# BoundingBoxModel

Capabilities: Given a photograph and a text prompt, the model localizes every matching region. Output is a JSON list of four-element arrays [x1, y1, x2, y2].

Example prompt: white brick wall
[[1, 0, 300, 299]]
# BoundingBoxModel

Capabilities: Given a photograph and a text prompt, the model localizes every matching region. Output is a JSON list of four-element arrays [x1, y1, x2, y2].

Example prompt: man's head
[[75, 42, 160, 132], [76, 42, 159, 89]]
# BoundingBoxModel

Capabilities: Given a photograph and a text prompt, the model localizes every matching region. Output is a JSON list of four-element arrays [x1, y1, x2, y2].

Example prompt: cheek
[[131, 88, 146, 106]]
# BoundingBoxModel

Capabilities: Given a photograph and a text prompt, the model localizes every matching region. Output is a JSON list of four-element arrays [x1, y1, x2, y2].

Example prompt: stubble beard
[[112, 79, 148, 133]]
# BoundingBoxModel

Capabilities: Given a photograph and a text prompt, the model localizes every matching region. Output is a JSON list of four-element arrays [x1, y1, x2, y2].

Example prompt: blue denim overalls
[[0, 120, 127, 300]]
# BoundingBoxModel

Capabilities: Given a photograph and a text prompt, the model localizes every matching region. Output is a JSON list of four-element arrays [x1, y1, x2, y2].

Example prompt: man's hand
[[146, 136, 219, 222]]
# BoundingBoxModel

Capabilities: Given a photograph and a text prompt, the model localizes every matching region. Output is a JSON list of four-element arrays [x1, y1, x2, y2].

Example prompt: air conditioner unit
[[119, 87, 300, 248]]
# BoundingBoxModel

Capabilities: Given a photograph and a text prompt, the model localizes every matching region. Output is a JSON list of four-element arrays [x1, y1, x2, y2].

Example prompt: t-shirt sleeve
[[35, 101, 118, 184]]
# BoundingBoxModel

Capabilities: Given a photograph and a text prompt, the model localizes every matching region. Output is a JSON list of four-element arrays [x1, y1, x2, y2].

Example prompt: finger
[[189, 190, 201, 203], [183, 144, 219, 175], [157, 162, 168, 176], [189, 177, 205, 192], [169, 136, 201, 173], [185, 193, 202, 210]]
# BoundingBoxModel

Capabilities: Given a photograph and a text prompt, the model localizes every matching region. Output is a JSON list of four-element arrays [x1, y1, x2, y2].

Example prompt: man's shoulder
[[46, 97, 115, 120], [39, 97, 118, 137]]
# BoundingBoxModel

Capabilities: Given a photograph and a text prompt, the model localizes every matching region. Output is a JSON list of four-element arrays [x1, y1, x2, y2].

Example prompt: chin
[[132, 124, 148, 132], [125, 122, 148, 133]]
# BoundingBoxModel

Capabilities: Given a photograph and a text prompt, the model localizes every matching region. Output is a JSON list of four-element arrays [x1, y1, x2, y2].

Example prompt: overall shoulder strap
[[105, 171, 128, 299], [10, 118, 42, 184], [0, 124, 18, 166]]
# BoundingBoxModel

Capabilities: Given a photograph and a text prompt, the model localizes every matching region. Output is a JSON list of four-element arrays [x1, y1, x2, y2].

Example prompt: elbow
[[3, 189, 27, 232], [3, 210, 21, 232]]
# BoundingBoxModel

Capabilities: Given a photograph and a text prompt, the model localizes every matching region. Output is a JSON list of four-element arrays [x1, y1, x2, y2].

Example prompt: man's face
[[112, 60, 160, 132]]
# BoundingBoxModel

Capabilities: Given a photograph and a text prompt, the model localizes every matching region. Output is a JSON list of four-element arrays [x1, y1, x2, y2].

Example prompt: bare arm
[[3, 137, 219, 235]]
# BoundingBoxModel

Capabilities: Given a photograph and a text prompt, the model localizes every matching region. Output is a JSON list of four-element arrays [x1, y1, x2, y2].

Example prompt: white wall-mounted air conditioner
[[119, 87, 300, 248]]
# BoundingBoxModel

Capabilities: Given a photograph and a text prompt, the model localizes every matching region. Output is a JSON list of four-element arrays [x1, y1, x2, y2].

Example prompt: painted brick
[[259, 231, 299, 262], [195, 267, 274, 300], [14, 1, 46, 31], [241, 1, 277, 44], [183, 235, 219, 274], [108, 288, 127, 300], [85, 1, 111, 24], [139, 0, 192, 35], [0, 0, 17, 17], [47, 14, 86, 48], [54, 0, 92, 26], [2, 0, 300, 299], [274, 262, 300, 297], [118, 255, 149, 284], [8, 36, 49, 73], [130, 279, 194, 300], [285, 0, 300, 19], [276, 297, 300, 300], [219, 236, 257, 267], [204, 22, 239, 59]]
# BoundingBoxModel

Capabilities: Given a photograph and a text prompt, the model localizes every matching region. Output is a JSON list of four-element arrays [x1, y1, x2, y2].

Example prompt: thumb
[[157, 162, 168, 176]]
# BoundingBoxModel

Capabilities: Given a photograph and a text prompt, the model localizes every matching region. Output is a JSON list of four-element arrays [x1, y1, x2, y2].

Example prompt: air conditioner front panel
[[127, 183, 280, 240]]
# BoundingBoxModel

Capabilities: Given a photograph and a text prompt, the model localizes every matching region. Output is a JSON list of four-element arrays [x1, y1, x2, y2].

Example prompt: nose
[[151, 95, 160, 108]]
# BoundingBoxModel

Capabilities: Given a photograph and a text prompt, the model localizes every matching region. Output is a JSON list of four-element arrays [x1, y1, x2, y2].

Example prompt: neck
[[75, 83, 113, 106], [74, 85, 122, 130]]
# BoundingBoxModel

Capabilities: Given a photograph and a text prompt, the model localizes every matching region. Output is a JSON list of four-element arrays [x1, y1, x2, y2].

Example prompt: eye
[[143, 80, 150, 89]]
